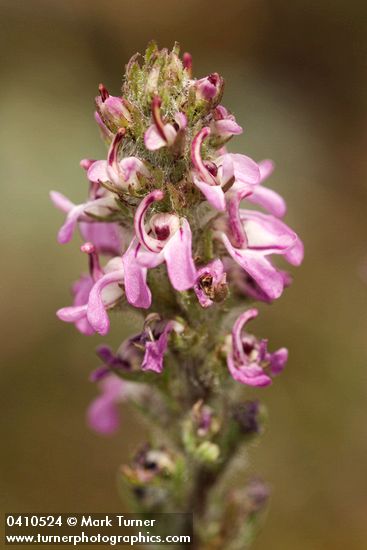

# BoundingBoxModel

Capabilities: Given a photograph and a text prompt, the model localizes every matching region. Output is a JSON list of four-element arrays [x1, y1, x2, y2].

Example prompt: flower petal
[[193, 175, 226, 211], [79, 222, 124, 256], [120, 157, 149, 183], [50, 191, 75, 213], [87, 396, 120, 434], [141, 321, 176, 373], [163, 219, 197, 291], [231, 308, 259, 365], [57, 304, 88, 323], [122, 238, 152, 309], [246, 185, 287, 218], [221, 233, 284, 299], [214, 119, 243, 136], [269, 348, 288, 376], [284, 237, 304, 266], [87, 268, 124, 335], [227, 354, 272, 387], [225, 153, 260, 185], [144, 124, 167, 150], [240, 210, 297, 252], [57, 204, 86, 244], [258, 159, 275, 181], [87, 160, 109, 183]]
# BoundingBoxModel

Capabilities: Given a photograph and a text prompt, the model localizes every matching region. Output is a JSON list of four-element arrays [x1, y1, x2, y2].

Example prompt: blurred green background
[[1, 1, 367, 548]]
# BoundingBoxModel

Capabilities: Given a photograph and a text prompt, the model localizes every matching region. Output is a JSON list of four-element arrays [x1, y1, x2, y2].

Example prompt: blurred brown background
[[1, 1, 367, 548]]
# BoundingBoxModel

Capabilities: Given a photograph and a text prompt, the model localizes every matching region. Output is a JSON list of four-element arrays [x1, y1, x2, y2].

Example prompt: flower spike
[[52, 45, 304, 541]]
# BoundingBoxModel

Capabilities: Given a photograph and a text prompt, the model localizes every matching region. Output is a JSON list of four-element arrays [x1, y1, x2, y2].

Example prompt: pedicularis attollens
[[52, 42, 303, 549]]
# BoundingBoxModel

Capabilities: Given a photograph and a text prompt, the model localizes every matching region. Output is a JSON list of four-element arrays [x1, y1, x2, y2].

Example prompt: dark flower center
[[154, 225, 170, 241]]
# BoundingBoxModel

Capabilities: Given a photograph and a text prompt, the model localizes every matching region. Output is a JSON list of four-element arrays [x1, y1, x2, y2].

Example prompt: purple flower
[[90, 345, 133, 381], [210, 105, 243, 140], [87, 128, 150, 190], [122, 190, 196, 308], [144, 96, 187, 151], [218, 209, 303, 300], [142, 319, 183, 374], [57, 244, 125, 336], [194, 259, 228, 308], [226, 308, 288, 387]]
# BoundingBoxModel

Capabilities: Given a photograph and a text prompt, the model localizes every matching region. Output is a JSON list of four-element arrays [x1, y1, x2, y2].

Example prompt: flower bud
[[195, 441, 220, 463], [182, 401, 220, 463], [95, 84, 132, 132], [193, 73, 224, 106]]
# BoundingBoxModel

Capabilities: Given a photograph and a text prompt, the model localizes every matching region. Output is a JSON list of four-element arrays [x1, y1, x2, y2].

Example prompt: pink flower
[[191, 132, 286, 220], [57, 244, 125, 336], [87, 128, 150, 190], [50, 157, 125, 250], [191, 127, 261, 211], [142, 319, 183, 374], [210, 105, 243, 140], [144, 96, 187, 151], [122, 190, 197, 308], [218, 209, 303, 300], [193, 73, 224, 103], [226, 309, 288, 387], [95, 83, 131, 131], [50, 190, 118, 247], [87, 374, 140, 435], [194, 259, 228, 308]]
